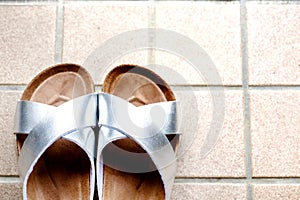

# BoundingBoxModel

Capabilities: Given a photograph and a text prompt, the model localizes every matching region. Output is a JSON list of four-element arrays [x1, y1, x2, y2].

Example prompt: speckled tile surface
[[0, 182, 22, 200], [63, 3, 149, 85], [171, 183, 247, 200], [155, 2, 242, 85], [175, 90, 246, 177], [253, 184, 300, 200], [250, 90, 300, 177], [0, 6, 56, 84], [0, 91, 21, 175], [248, 4, 300, 85]]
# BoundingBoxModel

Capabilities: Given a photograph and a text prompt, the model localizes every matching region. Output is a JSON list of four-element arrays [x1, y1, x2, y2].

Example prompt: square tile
[[155, 2, 242, 85], [175, 90, 246, 177], [171, 183, 247, 200], [0, 182, 22, 200], [247, 4, 300, 85], [63, 3, 149, 85], [0, 6, 56, 84], [253, 184, 300, 200], [250, 90, 300, 177], [0, 91, 21, 175]]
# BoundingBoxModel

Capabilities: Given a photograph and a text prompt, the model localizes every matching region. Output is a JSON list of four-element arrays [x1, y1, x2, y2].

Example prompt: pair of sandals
[[14, 64, 180, 200]]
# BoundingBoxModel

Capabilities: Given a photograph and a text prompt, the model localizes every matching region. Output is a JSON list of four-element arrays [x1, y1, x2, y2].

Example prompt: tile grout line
[[0, 177, 21, 183], [240, 0, 253, 200], [54, 0, 64, 64], [1, 176, 300, 184], [1, 85, 300, 92], [148, 0, 156, 65], [1, 0, 299, 6], [0, 1, 56, 5], [0, 85, 27, 91], [175, 177, 300, 185]]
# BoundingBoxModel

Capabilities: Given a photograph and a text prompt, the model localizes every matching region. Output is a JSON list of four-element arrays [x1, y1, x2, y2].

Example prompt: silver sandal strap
[[14, 101, 55, 134], [16, 93, 98, 200], [96, 93, 180, 200], [15, 92, 180, 139], [15, 92, 179, 200], [98, 92, 180, 136]]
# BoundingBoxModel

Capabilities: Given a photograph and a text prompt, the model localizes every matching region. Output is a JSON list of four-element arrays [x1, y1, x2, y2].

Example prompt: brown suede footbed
[[17, 64, 94, 200], [101, 64, 179, 200]]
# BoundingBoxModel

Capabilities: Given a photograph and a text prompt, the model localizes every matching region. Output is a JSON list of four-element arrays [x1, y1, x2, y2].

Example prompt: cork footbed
[[17, 64, 94, 200], [102, 65, 178, 200]]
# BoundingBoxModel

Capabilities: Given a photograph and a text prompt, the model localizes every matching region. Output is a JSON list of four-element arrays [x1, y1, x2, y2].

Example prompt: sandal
[[96, 65, 180, 200], [14, 64, 97, 200]]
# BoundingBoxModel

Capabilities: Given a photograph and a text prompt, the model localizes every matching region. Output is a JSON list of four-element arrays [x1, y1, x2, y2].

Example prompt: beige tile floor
[[0, 1, 299, 199]]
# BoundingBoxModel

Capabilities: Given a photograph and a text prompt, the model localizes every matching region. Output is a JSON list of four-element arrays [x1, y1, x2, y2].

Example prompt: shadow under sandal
[[14, 64, 96, 200], [96, 64, 180, 200]]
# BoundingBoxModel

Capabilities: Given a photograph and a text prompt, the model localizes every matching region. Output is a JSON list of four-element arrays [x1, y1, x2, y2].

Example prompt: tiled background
[[0, 0, 299, 199]]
